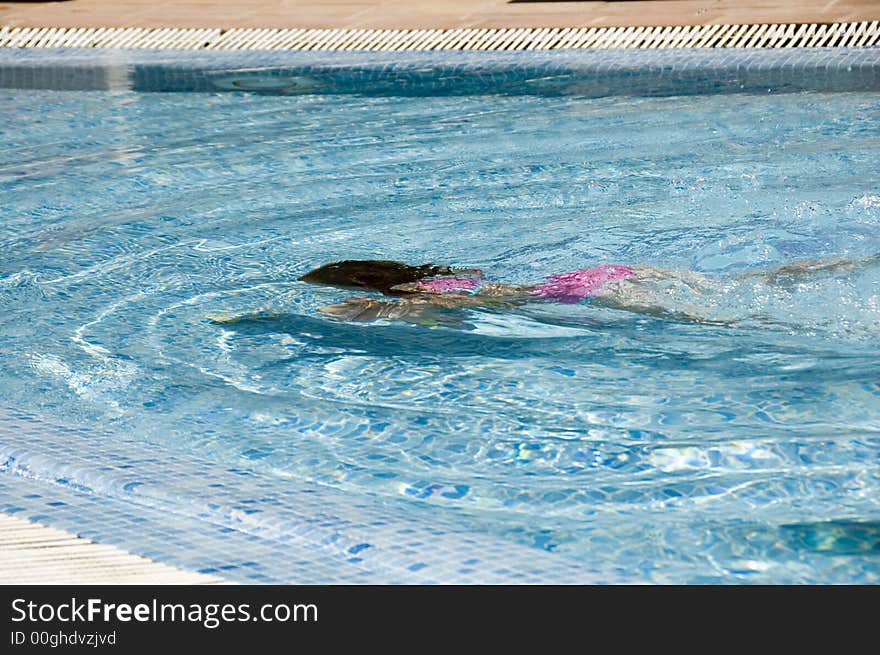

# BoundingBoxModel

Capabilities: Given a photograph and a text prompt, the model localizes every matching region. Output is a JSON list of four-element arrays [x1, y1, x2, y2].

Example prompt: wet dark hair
[[299, 260, 454, 295]]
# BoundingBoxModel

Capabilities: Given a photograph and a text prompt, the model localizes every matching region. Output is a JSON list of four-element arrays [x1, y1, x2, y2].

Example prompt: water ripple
[[2, 88, 879, 582]]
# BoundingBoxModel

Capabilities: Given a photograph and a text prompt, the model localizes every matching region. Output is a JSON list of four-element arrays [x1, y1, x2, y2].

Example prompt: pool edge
[[1, 22, 878, 51], [0, 512, 231, 585]]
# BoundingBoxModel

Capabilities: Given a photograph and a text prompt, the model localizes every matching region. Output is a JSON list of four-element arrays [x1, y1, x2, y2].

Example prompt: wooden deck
[[2, 1, 878, 31]]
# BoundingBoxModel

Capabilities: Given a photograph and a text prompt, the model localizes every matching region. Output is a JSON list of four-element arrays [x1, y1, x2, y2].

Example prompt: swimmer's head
[[299, 260, 459, 295]]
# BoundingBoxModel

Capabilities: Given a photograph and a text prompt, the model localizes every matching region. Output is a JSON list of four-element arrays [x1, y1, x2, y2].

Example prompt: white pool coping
[[0, 512, 229, 585]]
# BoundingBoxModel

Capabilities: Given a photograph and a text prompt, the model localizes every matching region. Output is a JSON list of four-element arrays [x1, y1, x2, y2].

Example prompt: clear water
[[2, 87, 879, 583]]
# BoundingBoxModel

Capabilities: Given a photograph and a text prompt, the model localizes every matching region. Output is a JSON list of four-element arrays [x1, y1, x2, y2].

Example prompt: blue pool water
[[2, 59, 880, 583]]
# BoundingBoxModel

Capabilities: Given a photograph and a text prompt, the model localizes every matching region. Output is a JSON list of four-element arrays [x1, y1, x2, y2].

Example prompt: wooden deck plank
[[1, 1, 878, 31]]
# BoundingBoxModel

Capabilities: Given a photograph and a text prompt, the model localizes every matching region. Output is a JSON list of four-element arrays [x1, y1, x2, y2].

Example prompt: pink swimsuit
[[531, 265, 636, 304], [413, 265, 636, 303]]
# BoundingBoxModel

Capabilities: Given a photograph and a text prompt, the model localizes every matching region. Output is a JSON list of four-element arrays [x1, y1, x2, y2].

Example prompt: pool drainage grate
[[0, 21, 878, 51]]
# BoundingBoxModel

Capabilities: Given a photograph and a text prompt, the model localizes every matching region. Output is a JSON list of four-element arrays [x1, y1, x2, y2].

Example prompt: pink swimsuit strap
[[414, 276, 482, 294], [531, 265, 636, 304]]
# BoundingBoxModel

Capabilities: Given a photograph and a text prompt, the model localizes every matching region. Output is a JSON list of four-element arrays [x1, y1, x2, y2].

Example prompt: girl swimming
[[298, 255, 878, 326]]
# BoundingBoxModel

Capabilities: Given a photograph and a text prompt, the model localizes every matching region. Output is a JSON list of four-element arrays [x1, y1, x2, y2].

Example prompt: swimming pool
[[1, 48, 879, 584]]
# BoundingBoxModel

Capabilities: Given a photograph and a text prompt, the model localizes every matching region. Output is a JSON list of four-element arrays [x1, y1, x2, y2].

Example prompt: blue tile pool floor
[[0, 407, 617, 583]]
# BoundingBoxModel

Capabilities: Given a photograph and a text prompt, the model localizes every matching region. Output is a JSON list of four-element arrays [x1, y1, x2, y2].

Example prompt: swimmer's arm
[[318, 296, 473, 326], [738, 253, 880, 284], [390, 281, 535, 300], [318, 289, 532, 325], [208, 310, 286, 324], [589, 292, 738, 326]]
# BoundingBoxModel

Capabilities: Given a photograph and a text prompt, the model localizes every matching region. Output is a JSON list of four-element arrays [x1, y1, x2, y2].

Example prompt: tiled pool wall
[[0, 47, 878, 97], [0, 407, 620, 583], [1, 45, 879, 584]]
